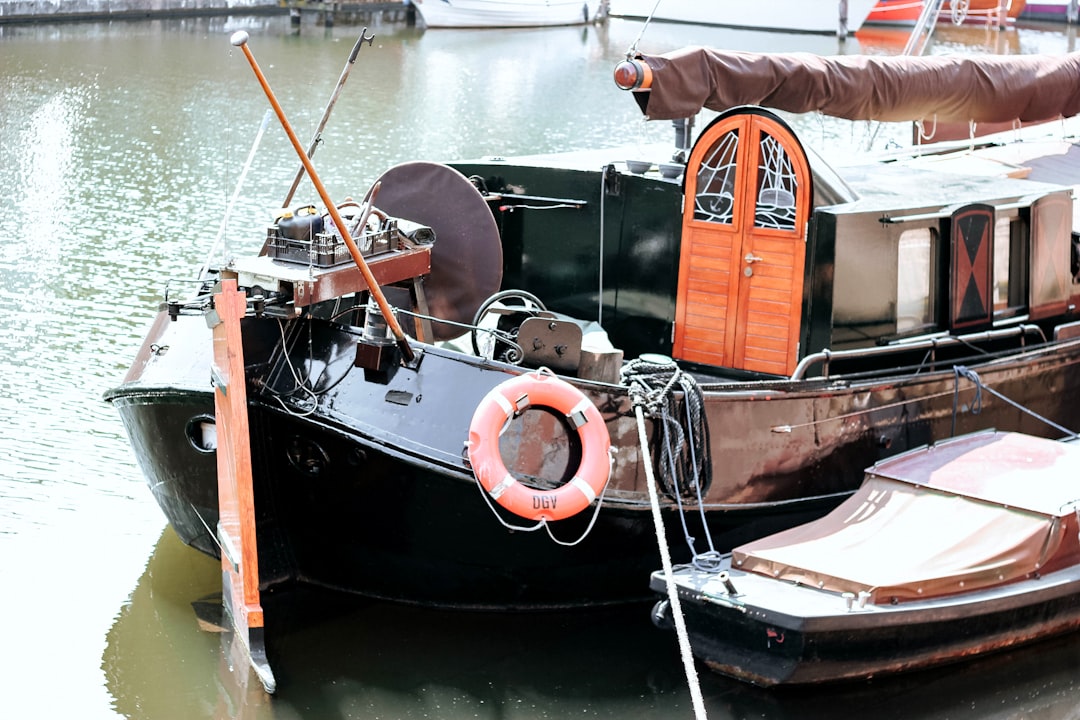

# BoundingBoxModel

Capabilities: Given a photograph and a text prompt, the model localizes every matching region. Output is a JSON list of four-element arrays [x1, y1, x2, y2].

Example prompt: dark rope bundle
[[623, 356, 722, 569], [622, 357, 713, 502]]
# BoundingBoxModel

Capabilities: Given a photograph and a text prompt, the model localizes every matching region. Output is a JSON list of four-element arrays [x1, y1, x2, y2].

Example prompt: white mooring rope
[[635, 404, 708, 720]]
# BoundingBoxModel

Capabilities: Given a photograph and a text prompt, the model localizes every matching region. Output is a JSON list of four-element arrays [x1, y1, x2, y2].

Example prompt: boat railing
[[789, 324, 1048, 381], [881, 197, 1042, 225], [484, 192, 588, 211]]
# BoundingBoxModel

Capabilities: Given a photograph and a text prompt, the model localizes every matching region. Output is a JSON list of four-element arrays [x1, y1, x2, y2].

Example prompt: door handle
[[744, 253, 764, 264]]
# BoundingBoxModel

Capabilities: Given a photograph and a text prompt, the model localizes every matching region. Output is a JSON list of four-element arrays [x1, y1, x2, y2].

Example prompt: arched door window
[[673, 109, 812, 375]]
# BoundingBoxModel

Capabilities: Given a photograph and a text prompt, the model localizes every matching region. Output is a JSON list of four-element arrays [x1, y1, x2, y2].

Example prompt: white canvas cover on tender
[[732, 432, 1080, 603]]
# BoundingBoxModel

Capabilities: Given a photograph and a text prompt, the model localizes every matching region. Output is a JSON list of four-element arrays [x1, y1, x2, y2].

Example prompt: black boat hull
[[110, 376, 836, 608], [107, 308, 1080, 608]]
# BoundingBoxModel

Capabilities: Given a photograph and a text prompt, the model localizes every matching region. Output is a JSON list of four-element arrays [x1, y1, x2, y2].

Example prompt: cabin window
[[993, 216, 1011, 311], [993, 214, 1028, 315], [832, 223, 932, 348], [754, 134, 798, 230], [1072, 232, 1080, 284], [1071, 230, 1080, 308], [989, 212, 1032, 317], [1028, 193, 1072, 319], [693, 128, 739, 224], [897, 228, 934, 333]]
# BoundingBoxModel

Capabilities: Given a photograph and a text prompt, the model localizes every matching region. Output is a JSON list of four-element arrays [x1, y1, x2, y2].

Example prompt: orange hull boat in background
[[866, 0, 1027, 26]]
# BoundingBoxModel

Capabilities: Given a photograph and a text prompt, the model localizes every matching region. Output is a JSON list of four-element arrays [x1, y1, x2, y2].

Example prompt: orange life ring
[[467, 371, 611, 522]]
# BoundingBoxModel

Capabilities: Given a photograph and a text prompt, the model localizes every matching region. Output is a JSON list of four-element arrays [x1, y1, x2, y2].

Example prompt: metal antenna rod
[[281, 28, 373, 209], [626, 0, 663, 58], [230, 30, 415, 363], [201, 108, 272, 280]]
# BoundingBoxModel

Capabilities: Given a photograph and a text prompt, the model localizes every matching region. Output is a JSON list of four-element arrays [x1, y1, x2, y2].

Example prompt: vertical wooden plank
[[211, 278, 276, 693]]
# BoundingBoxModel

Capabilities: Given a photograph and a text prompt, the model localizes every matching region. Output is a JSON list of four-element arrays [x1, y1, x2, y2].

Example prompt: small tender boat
[[412, 0, 604, 28], [650, 430, 1080, 686], [606, 0, 880, 34], [865, 0, 1026, 26]]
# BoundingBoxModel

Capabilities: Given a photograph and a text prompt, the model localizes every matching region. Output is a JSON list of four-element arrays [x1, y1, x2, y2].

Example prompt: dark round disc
[[375, 161, 503, 341]]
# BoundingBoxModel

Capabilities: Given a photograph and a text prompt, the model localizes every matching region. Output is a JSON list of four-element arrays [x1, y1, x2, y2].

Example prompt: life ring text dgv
[[467, 371, 611, 522]]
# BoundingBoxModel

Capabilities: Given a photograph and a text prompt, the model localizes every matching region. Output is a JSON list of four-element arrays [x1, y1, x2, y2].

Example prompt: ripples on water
[[1, 11, 1079, 719]]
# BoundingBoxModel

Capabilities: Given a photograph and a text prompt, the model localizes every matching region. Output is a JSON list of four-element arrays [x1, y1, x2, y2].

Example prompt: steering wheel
[[471, 290, 547, 363]]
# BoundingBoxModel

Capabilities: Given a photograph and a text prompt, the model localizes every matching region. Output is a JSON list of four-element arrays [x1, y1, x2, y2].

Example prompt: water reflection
[[108, 528, 1080, 720]]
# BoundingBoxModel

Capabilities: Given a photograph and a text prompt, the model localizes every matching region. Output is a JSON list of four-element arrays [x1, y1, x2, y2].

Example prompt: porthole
[[185, 414, 217, 454]]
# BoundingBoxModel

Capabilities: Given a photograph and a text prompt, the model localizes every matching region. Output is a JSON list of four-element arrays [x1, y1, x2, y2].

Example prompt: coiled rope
[[621, 357, 713, 500], [622, 357, 721, 569]]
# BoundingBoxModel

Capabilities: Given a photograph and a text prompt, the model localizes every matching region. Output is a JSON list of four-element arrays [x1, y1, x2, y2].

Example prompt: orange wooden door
[[672, 110, 812, 375]]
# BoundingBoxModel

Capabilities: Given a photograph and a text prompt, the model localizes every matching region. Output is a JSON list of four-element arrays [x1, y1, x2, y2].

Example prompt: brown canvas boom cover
[[629, 48, 1080, 126]]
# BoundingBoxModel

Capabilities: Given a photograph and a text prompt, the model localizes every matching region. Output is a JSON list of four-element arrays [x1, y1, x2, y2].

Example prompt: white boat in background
[[1021, 0, 1080, 22], [412, 0, 604, 28], [607, 0, 880, 34]]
